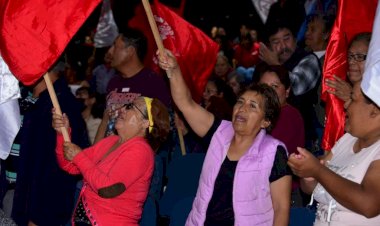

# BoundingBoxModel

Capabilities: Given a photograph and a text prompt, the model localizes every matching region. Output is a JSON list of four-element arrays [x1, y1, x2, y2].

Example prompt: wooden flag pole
[[141, 0, 186, 155], [141, 0, 165, 54], [44, 73, 71, 142], [177, 128, 187, 156]]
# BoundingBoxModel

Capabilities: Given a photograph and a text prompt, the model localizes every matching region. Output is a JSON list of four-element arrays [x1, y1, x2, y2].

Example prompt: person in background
[[226, 71, 246, 96], [288, 82, 380, 225], [158, 49, 291, 226], [266, 0, 306, 40], [257, 65, 305, 207], [12, 62, 89, 226], [0, 85, 30, 225], [305, 13, 334, 63], [64, 60, 90, 95], [202, 77, 236, 120], [304, 12, 335, 150], [214, 35, 234, 64], [94, 28, 171, 143], [233, 33, 260, 82], [52, 97, 170, 225], [260, 20, 321, 152], [213, 55, 233, 81], [258, 65, 305, 156], [90, 49, 117, 96], [325, 32, 371, 103], [76, 87, 105, 144]]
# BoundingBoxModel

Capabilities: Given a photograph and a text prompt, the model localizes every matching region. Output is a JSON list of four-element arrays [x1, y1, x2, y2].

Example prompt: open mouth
[[234, 114, 246, 122]]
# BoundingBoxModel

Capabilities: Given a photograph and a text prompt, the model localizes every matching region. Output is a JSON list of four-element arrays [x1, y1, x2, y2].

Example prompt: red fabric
[[56, 134, 154, 225], [128, 1, 219, 103], [321, 0, 377, 151], [0, 0, 101, 85], [233, 41, 260, 68]]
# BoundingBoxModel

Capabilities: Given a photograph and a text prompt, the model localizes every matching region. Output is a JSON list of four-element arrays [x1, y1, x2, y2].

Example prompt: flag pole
[[43, 73, 71, 142], [141, 0, 165, 54], [141, 0, 186, 155]]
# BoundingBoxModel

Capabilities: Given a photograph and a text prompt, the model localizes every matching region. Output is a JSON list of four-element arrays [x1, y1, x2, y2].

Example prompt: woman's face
[[228, 76, 241, 95], [344, 83, 374, 138], [214, 57, 230, 78], [203, 81, 220, 106], [259, 72, 289, 106], [115, 97, 147, 137], [347, 40, 368, 84], [232, 91, 270, 136]]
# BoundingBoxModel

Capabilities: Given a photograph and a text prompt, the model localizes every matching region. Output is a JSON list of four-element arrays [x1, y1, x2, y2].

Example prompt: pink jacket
[[186, 121, 285, 226]]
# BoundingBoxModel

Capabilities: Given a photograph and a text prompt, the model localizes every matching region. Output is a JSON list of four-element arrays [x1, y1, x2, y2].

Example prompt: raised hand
[[325, 75, 352, 102], [52, 108, 70, 134], [259, 42, 280, 65], [156, 49, 179, 74]]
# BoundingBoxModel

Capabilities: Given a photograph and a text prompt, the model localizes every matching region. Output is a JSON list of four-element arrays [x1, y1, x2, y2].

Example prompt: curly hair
[[145, 98, 170, 152], [242, 83, 281, 132]]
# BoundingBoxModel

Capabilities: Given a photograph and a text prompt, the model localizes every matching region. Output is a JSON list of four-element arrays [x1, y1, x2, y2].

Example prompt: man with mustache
[[259, 20, 321, 156]]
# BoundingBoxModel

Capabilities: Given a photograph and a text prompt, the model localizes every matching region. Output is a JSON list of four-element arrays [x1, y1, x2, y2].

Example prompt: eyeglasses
[[347, 53, 367, 62], [124, 103, 147, 119]]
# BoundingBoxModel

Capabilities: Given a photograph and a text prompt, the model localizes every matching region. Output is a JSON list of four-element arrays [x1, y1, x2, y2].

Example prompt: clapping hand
[[325, 75, 352, 102], [288, 147, 323, 178]]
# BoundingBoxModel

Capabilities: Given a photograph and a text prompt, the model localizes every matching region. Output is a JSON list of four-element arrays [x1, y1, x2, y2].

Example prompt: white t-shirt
[[313, 133, 380, 226]]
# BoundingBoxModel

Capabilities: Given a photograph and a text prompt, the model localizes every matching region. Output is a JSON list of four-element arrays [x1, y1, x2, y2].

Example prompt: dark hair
[[258, 65, 291, 89], [75, 86, 105, 119], [349, 32, 372, 49], [307, 13, 335, 36], [241, 83, 281, 132], [265, 20, 295, 43], [227, 70, 245, 84], [145, 98, 170, 152], [208, 77, 237, 107], [207, 96, 233, 120], [227, 70, 247, 94], [119, 28, 148, 62]]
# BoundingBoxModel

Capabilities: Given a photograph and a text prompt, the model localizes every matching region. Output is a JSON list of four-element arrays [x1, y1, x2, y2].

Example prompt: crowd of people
[[1, 0, 380, 225]]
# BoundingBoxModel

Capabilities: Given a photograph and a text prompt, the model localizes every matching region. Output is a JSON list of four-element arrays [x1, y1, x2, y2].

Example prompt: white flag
[[94, 0, 119, 48], [0, 54, 21, 160], [251, 0, 278, 23], [362, 2, 380, 107]]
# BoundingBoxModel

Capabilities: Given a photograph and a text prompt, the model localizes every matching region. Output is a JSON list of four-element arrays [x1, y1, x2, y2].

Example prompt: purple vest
[[186, 121, 286, 226]]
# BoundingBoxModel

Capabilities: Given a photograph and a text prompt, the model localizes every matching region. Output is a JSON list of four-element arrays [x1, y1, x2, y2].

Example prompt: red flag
[[161, 0, 186, 16], [0, 0, 102, 85], [129, 1, 219, 103], [321, 0, 377, 150]]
